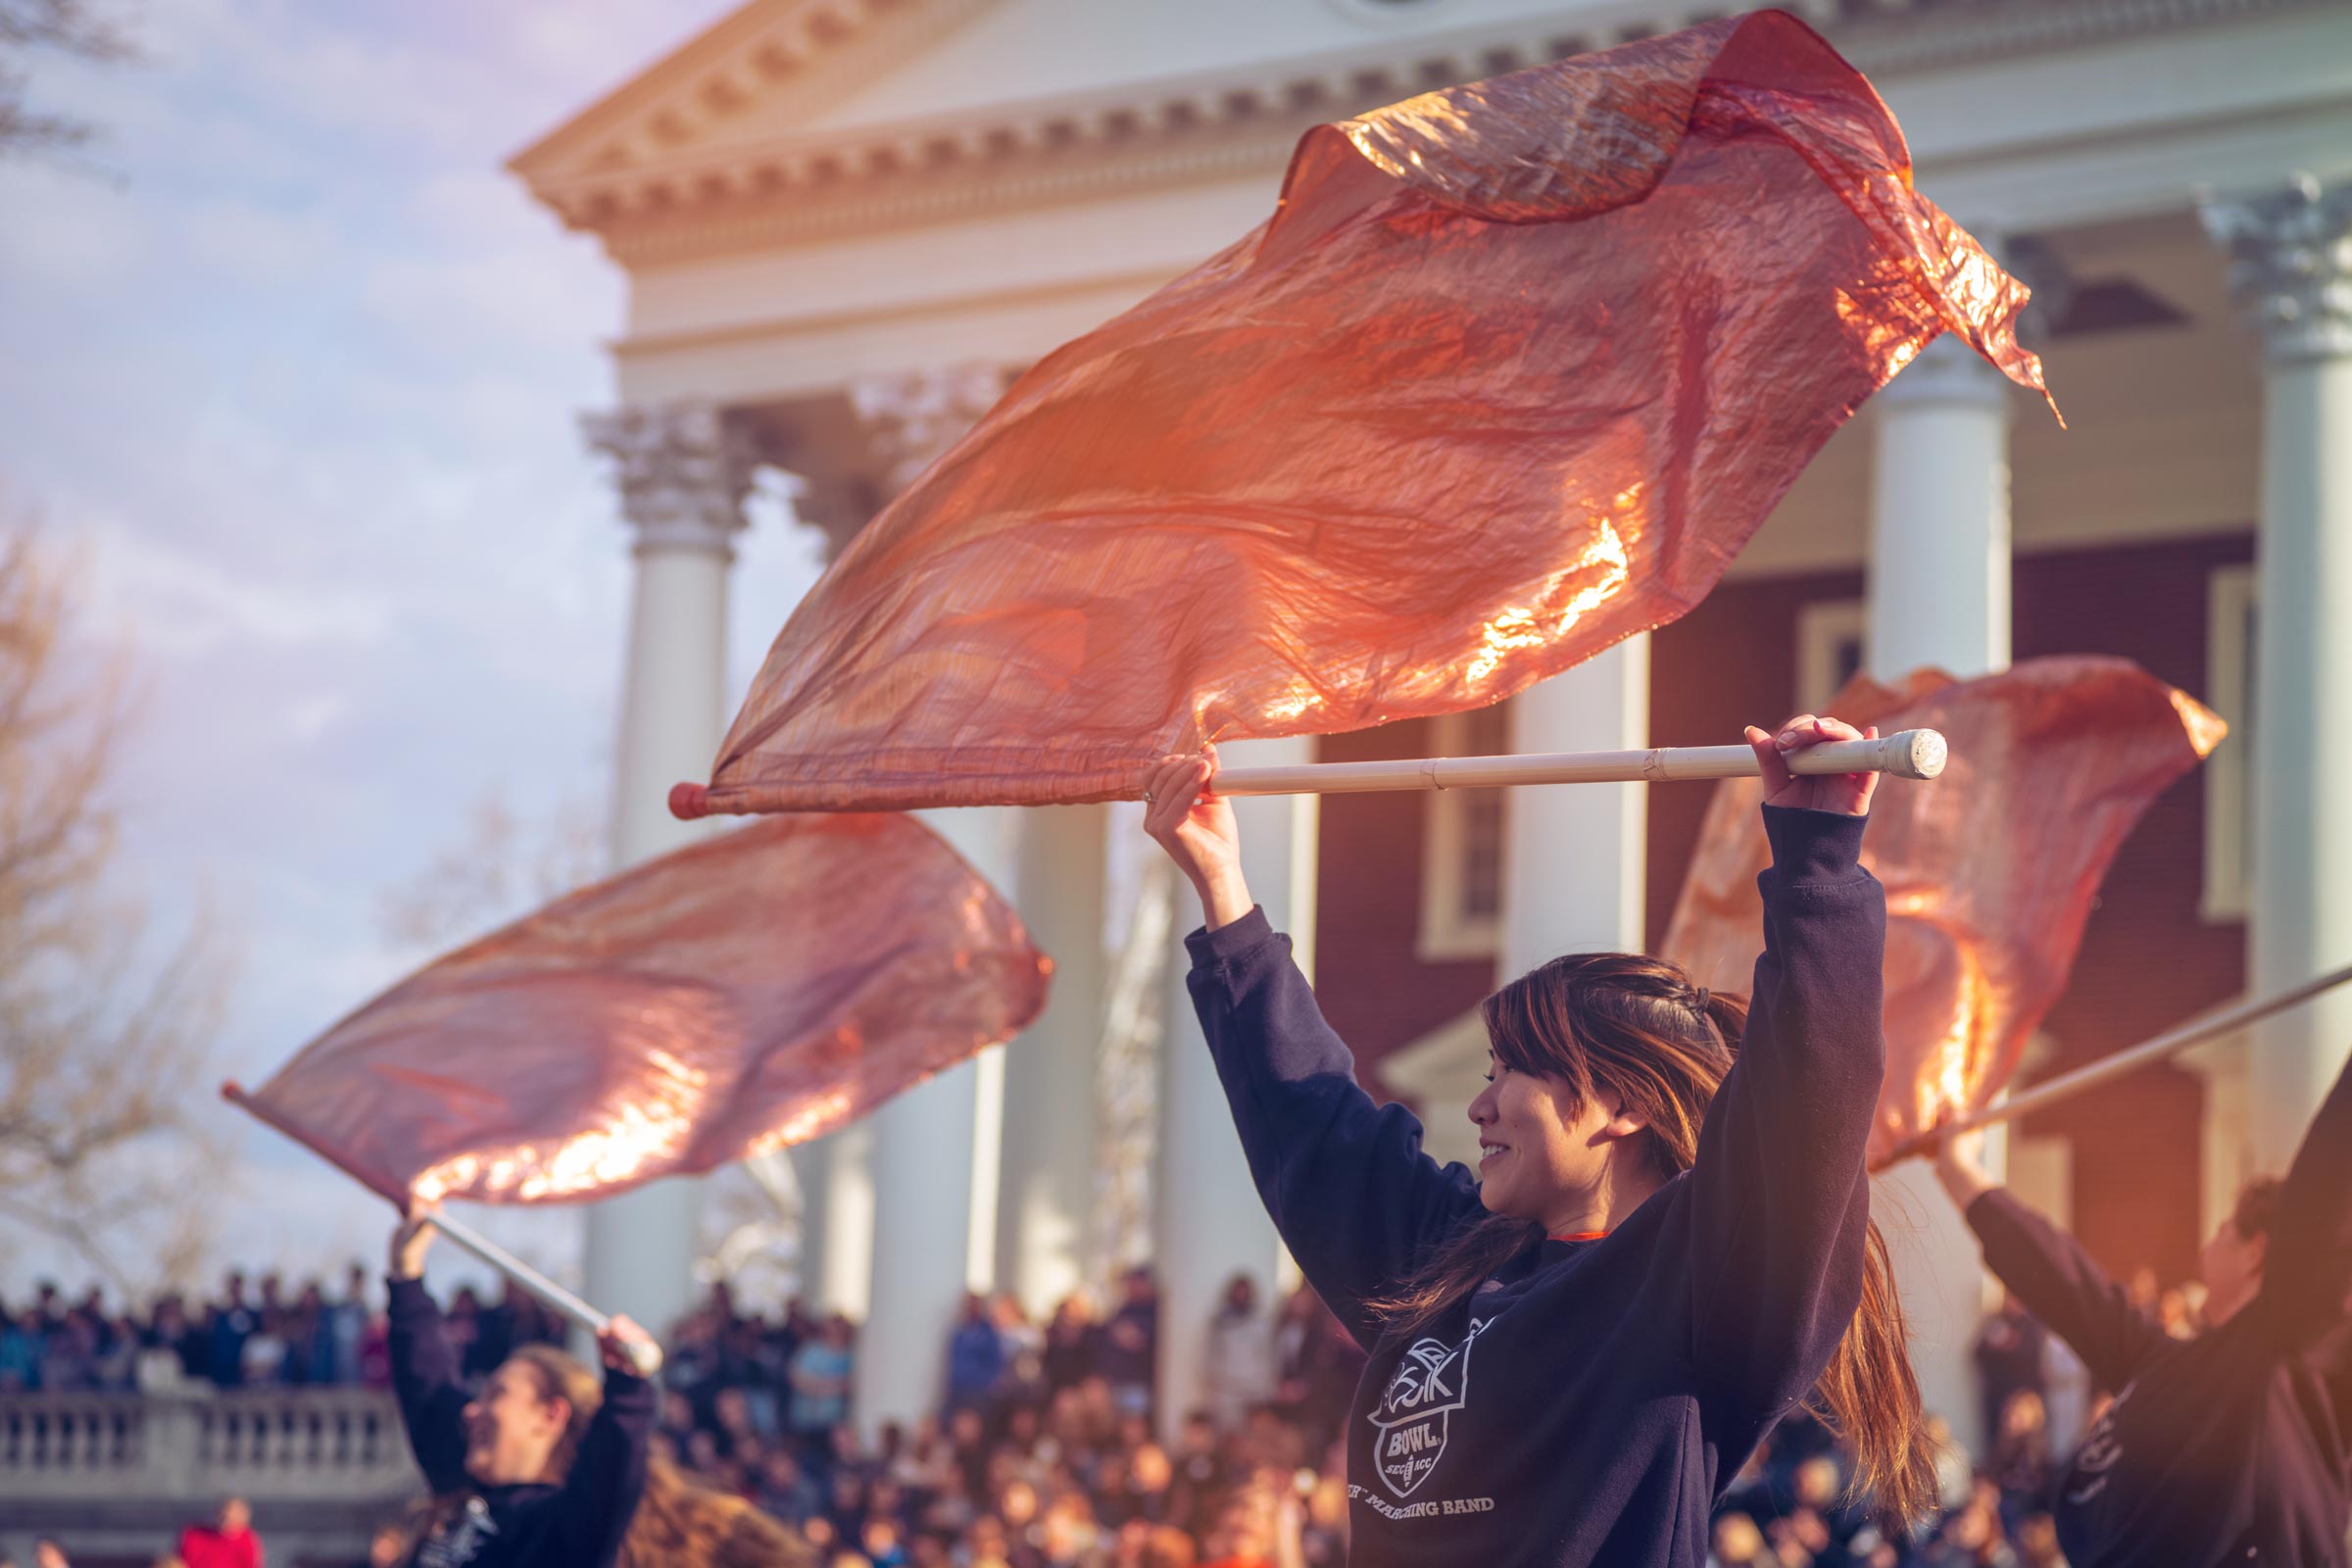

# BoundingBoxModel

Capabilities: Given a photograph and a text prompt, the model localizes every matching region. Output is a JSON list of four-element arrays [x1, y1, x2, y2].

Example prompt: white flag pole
[[1873, 960, 2352, 1172], [1211, 727, 1946, 797]]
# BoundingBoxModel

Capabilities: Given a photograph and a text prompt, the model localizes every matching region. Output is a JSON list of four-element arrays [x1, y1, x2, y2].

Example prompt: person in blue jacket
[[1142, 713, 1936, 1568]]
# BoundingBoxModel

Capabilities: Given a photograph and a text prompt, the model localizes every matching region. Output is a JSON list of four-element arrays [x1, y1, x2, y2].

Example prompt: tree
[[0, 0, 133, 161], [376, 790, 603, 953], [0, 522, 230, 1293]]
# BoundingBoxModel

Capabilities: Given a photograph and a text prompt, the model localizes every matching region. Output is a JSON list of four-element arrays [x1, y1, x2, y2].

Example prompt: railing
[[0, 1386, 421, 1505]]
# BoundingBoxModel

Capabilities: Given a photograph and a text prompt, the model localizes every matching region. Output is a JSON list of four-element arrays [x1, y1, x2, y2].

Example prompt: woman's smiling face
[[1467, 1050, 1626, 1228]]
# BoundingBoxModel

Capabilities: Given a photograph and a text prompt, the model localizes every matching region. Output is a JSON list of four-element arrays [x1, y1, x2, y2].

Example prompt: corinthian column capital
[[2202, 172, 2352, 367], [582, 400, 757, 556], [849, 363, 1011, 495]]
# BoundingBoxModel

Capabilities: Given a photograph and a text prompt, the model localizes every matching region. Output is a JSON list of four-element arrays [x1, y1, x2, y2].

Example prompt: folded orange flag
[[683, 11, 2049, 816], [227, 814, 1050, 1206], [1661, 657, 2225, 1161]]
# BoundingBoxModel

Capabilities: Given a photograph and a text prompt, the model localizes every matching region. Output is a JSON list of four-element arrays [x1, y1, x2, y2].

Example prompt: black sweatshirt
[[1966, 1050, 2352, 1568], [387, 1277, 655, 1568], [1185, 806, 1885, 1568]]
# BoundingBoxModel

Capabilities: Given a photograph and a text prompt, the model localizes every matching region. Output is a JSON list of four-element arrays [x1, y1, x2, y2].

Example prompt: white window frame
[[1795, 599, 1868, 712], [2202, 564, 2255, 923], [1418, 710, 1504, 961]]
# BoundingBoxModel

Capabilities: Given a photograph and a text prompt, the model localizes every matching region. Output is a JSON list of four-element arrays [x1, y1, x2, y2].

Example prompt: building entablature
[[513, 0, 2352, 266]]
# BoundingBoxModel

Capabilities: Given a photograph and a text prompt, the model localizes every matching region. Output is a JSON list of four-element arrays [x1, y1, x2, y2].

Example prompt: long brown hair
[[1365, 952, 1936, 1528], [402, 1345, 810, 1568]]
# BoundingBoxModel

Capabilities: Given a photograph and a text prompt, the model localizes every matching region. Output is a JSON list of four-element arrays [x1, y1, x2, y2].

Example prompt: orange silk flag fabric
[[230, 814, 1049, 1206], [1661, 658, 2225, 1160], [697, 11, 2049, 814]]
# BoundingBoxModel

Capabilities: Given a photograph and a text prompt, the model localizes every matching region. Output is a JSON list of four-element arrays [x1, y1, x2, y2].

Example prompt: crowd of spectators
[[0, 1268, 564, 1393], [650, 1265, 1367, 1568], [2, 1256, 2231, 1568]]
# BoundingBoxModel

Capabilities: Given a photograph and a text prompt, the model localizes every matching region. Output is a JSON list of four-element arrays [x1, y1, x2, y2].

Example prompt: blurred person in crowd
[[1985, 1391, 2052, 1532], [2012, 1512, 2066, 1568], [1270, 1288, 1361, 1457], [0, 1302, 42, 1388], [326, 1263, 371, 1385], [992, 1294, 1048, 1414], [1935, 1047, 2352, 1568], [1917, 1479, 2019, 1568], [1200, 1276, 1274, 1434], [1099, 1268, 1159, 1425], [1044, 1295, 1102, 1395], [1110, 1523, 1196, 1568], [1708, 1512, 1770, 1568], [946, 1292, 1006, 1418], [1972, 1296, 2045, 1456], [206, 1270, 257, 1387], [177, 1496, 263, 1568], [362, 1522, 407, 1568], [1145, 722, 1937, 1566], [33, 1542, 69, 1568], [790, 1316, 857, 1459], [1166, 1410, 1228, 1541]]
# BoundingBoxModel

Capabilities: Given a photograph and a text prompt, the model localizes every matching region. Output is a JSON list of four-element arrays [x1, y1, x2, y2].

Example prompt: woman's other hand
[[597, 1314, 662, 1378], [1930, 1121, 1998, 1210], [390, 1210, 439, 1281], [1144, 749, 1253, 930], [1744, 712, 1879, 817]]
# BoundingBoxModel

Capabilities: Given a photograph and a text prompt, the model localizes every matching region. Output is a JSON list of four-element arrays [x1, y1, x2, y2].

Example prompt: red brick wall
[[1312, 718, 1498, 1099], [1314, 531, 2252, 1282]]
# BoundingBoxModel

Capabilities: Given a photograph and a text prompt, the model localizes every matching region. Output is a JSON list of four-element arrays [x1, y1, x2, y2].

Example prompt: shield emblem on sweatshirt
[[1368, 1317, 1487, 1498]]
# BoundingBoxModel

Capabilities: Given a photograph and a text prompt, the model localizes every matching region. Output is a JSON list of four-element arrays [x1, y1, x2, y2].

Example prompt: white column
[[1154, 736, 1310, 1436], [997, 805, 1109, 1317], [1863, 325, 2018, 1458], [1865, 335, 2014, 679], [858, 808, 1021, 1432], [2205, 174, 2352, 1169], [1500, 639, 1649, 979], [579, 401, 752, 1341]]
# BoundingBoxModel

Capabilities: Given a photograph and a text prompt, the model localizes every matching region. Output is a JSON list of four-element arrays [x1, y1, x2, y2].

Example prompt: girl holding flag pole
[[1143, 713, 1936, 1567], [1928, 1050, 2352, 1567], [381, 1215, 807, 1568]]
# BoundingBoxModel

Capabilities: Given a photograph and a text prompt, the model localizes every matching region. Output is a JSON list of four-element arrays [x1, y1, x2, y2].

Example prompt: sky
[[0, 0, 834, 1297]]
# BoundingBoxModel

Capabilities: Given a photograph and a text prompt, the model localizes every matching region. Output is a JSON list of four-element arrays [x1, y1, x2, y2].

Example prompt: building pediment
[[513, 0, 2343, 266]]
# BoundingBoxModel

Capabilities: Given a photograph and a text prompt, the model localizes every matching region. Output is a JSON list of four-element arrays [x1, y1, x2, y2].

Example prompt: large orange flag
[[1661, 658, 2225, 1160], [229, 814, 1050, 1206], [688, 11, 2049, 815]]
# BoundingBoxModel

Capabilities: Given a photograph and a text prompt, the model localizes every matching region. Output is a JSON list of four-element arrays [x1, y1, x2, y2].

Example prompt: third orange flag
[[1661, 657, 2226, 1162]]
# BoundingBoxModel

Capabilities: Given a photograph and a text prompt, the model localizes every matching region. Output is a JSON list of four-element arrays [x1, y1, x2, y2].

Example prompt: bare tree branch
[[0, 0, 135, 163], [0, 507, 231, 1295], [378, 788, 605, 952]]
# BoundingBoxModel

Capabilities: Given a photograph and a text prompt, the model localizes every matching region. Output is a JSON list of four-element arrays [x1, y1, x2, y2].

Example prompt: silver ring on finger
[[1143, 789, 1154, 803]]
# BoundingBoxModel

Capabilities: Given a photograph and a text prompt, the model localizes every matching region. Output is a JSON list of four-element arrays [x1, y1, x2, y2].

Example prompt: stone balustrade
[[0, 1386, 420, 1563]]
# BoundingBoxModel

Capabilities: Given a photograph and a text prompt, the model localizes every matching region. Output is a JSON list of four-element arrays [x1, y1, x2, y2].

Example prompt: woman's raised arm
[[1684, 718, 1887, 1410], [1149, 753, 1485, 1347], [383, 1214, 471, 1494]]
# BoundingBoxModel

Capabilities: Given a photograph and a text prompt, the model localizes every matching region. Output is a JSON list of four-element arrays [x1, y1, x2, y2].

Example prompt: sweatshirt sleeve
[[385, 1277, 472, 1494], [1186, 908, 1487, 1349], [1965, 1189, 2171, 1392], [556, 1365, 656, 1567], [1686, 807, 1886, 1412], [2248, 1048, 2352, 1351]]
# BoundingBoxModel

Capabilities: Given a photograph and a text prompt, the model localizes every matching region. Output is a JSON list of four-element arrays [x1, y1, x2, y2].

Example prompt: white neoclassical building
[[512, 0, 2352, 1459]]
